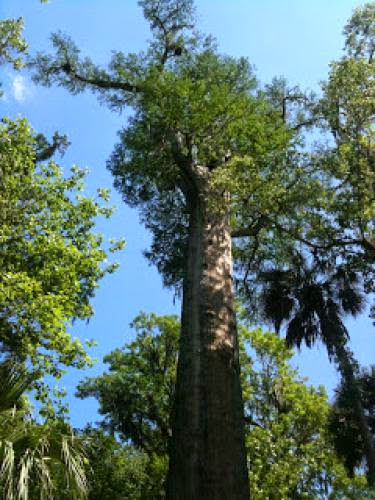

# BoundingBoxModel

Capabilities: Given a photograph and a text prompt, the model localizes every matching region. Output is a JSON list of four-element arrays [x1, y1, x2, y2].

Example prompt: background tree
[[77, 313, 178, 498], [0, 1, 125, 391], [240, 327, 371, 499], [235, 3, 375, 485], [0, 0, 51, 91], [80, 429, 148, 500], [0, 17, 26, 76], [319, 2, 374, 318], [81, 428, 165, 500], [235, 3, 374, 317]]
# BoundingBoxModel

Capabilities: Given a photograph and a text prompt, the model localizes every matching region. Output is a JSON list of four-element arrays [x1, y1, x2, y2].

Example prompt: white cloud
[[11, 75, 31, 103]]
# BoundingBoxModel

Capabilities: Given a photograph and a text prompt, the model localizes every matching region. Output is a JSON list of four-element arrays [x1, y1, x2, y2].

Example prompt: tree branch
[[232, 215, 375, 260], [243, 415, 264, 428], [231, 216, 267, 238], [63, 63, 142, 94]]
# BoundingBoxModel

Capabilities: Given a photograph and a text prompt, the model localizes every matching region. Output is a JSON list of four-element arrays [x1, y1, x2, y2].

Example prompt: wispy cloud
[[11, 75, 31, 103]]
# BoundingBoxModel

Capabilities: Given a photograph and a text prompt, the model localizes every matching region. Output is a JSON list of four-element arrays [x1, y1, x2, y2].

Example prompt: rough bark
[[335, 342, 375, 486], [166, 186, 249, 499]]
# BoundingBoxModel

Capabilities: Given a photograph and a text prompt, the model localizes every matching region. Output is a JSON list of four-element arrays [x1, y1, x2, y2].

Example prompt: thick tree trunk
[[335, 342, 375, 486], [166, 189, 249, 499]]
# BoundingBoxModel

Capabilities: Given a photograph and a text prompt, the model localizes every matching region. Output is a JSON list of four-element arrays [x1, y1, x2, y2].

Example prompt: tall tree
[[31, 2, 374, 496]]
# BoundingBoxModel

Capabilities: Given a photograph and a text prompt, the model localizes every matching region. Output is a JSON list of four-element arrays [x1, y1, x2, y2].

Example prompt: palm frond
[[0, 440, 15, 500], [286, 307, 319, 349], [0, 361, 89, 499], [259, 269, 296, 333], [61, 434, 89, 497], [0, 360, 35, 413]]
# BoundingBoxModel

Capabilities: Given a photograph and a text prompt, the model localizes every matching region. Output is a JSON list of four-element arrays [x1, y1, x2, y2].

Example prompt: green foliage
[[233, 4, 374, 325], [0, 18, 27, 71], [0, 0, 52, 93], [78, 313, 371, 498], [0, 361, 88, 500], [106, 47, 293, 289], [77, 313, 178, 456], [0, 0, 50, 89], [0, 16, 27, 97], [0, 118, 124, 379], [81, 428, 165, 500], [77, 313, 178, 498], [343, 3, 374, 60], [318, 3, 375, 317], [240, 327, 370, 499]]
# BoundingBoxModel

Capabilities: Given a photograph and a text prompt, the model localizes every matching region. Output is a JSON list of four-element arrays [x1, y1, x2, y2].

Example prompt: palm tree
[[0, 360, 88, 499], [329, 365, 375, 478], [258, 255, 375, 485]]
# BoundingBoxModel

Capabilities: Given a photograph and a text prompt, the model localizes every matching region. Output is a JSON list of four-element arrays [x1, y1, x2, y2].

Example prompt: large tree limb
[[62, 63, 143, 94], [232, 216, 375, 260]]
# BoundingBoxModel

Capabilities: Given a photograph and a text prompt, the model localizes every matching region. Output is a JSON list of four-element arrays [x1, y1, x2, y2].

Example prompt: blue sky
[[1, 0, 373, 427]]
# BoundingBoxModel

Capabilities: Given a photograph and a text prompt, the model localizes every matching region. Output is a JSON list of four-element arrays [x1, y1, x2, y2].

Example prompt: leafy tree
[[238, 4, 375, 487], [0, 0, 50, 90], [236, 3, 374, 321], [240, 327, 371, 499], [0, 3, 122, 384], [81, 428, 165, 500], [0, 360, 88, 499], [0, 18, 27, 73], [31, 2, 374, 496], [78, 313, 177, 456], [0, 118, 123, 383], [78, 313, 372, 498], [319, 2, 375, 318], [77, 313, 177, 498]]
